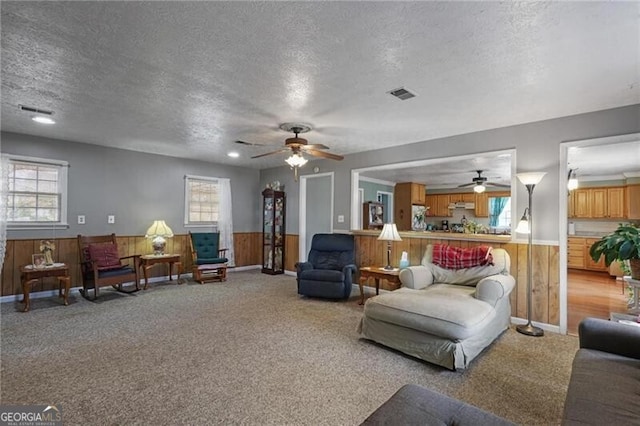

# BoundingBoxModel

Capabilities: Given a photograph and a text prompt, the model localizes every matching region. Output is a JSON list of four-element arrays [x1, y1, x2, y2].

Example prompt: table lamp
[[377, 223, 402, 270], [145, 220, 174, 255]]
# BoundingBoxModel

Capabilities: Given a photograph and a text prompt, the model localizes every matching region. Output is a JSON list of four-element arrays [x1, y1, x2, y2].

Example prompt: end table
[[358, 266, 402, 305], [20, 264, 71, 312], [139, 254, 182, 289]]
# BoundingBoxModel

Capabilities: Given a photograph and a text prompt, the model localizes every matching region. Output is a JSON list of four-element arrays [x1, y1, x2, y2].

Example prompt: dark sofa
[[361, 317, 640, 425], [562, 317, 640, 425]]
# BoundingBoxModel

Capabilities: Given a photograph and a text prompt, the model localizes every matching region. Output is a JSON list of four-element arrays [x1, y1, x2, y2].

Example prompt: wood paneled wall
[[2, 232, 559, 326], [2, 233, 263, 297], [354, 235, 560, 326]]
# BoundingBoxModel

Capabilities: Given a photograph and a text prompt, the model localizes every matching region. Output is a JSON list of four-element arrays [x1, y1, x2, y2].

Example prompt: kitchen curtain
[[218, 178, 235, 267], [0, 155, 9, 271], [489, 197, 508, 227]]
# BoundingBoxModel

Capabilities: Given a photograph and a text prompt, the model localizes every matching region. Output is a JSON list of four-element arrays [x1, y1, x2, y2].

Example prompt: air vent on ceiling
[[388, 87, 416, 100], [19, 105, 54, 115]]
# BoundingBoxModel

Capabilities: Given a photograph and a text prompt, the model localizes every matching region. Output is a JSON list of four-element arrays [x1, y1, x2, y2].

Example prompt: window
[[496, 197, 511, 228], [6, 155, 68, 228], [184, 175, 219, 226]]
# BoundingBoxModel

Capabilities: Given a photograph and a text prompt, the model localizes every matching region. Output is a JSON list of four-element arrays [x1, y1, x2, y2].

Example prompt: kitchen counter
[[353, 229, 512, 243]]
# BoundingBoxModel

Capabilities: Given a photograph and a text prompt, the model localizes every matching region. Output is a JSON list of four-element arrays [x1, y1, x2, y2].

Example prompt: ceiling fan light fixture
[[474, 183, 486, 193], [567, 169, 578, 191], [285, 153, 307, 168]]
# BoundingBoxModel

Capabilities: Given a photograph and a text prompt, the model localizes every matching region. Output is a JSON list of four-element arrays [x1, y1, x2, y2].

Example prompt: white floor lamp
[[515, 172, 546, 337]]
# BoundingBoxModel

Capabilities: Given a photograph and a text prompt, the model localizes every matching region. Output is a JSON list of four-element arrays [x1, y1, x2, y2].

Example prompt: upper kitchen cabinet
[[568, 186, 626, 219], [474, 192, 489, 217], [628, 185, 640, 219]]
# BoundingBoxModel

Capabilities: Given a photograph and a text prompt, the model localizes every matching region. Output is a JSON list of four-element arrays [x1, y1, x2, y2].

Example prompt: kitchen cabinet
[[590, 188, 607, 218], [607, 187, 625, 218], [424, 194, 451, 217], [567, 236, 607, 272], [448, 193, 475, 203], [585, 238, 607, 271], [567, 237, 585, 269], [573, 189, 591, 218], [394, 183, 426, 230], [627, 184, 640, 219], [474, 192, 489, 217], [568, 186, 626, 219]]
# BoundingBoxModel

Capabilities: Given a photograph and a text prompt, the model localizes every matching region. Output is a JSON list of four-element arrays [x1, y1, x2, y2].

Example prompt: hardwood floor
[[567, 269, 629, 335]]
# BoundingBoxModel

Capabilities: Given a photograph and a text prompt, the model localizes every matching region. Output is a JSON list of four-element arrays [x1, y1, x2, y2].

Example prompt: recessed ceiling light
[[32, 116, 56, 124], [227, 152, 240, 158]]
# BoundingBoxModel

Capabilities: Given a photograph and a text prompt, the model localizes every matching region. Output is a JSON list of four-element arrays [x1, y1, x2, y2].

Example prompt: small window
[[184, 175, 219, 226], [5, 155, 68, 228], [496, 198, 511, 228]]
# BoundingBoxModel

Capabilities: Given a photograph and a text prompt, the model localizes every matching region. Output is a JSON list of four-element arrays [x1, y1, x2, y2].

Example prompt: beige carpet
[[1, 271, 577, 425]]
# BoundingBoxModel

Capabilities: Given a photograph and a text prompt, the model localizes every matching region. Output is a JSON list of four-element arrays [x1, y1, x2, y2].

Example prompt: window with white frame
[[184, 175, 220, 226], [6, 155, 68, 227], [497, 198, 511, 228]]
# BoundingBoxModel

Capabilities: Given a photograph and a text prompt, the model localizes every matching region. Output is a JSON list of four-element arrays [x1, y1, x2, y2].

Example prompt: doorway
[[376, 191, 393, 223], [559, 132, 640, 334], [299, 172, 334, 262]]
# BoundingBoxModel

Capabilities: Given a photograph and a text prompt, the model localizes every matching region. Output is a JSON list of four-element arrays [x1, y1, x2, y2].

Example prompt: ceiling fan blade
[[235, 140, 265, 146], [251, 148, 288, 159], [457, 182, 476, 187], [486, 182, 510, 188], [302, 143, 329, 150], [305, 149, 344, 161]]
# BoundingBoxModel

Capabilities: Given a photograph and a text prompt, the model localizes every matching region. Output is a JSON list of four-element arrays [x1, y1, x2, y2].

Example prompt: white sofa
[[357, 245, 515, 370]]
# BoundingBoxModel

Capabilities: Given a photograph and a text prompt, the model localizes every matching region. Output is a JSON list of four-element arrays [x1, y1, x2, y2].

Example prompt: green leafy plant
[[589, 223, 640, 267]]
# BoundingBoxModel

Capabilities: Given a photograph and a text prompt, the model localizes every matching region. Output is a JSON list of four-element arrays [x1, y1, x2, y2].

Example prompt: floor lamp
[[377, 223, 402, 270], [515, 172, 546, 337]]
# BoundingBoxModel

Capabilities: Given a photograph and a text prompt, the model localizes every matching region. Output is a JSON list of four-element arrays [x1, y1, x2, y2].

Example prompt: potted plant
[[589, 223, 640, 279]]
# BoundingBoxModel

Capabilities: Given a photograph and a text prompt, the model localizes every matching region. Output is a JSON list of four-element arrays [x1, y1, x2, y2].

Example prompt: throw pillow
[[88, 243, 122, 270]]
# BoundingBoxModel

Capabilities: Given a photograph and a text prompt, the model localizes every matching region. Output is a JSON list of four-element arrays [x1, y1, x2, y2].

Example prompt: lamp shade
[[285, 153, 308, 168], [377, 223, 402, 242], [517, 172, 546, 186], [145, 220, 174, 238], [473, 184, 486, 193]]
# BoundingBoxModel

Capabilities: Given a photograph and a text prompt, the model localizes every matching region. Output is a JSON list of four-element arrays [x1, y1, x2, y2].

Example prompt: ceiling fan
[[248, 123, 344, 180], [250, 123, 344, 161], [458, 170, 509, 193]]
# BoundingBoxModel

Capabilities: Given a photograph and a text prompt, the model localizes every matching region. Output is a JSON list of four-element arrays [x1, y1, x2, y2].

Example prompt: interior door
[[300, 173, 334, 262]]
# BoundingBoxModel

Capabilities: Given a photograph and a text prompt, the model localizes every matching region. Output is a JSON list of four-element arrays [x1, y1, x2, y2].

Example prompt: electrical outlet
[[337, 215, 345, 223], [77, 215, 85, 224], [107, 215, 115, 224]]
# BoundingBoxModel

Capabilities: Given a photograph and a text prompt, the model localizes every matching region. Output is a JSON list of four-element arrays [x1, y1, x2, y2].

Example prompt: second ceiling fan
[[458, 170, 509, 193]]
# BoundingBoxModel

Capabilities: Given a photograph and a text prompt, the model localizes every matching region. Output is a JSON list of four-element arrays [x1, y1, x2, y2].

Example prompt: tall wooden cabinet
[[394, 182, 426, 230], [262, 189, 285, 275]]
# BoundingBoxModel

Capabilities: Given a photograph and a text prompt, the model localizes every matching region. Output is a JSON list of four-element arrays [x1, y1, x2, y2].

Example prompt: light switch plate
[[77, 215, 85, 224], [337, 215, 345, 223], [107, 215, 115, 224]]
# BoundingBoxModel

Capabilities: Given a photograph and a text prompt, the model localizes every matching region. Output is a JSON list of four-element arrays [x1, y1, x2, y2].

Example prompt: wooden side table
[[139, 254, 182, 290], [20, 264, 71, 312], [359, 266, 402, 305]]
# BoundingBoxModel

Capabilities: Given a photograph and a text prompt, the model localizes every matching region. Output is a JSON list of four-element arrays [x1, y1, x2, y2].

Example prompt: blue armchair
[[296, 234, 357, 300]]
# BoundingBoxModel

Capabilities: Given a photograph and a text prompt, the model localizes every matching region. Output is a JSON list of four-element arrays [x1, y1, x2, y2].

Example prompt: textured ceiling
[[1, 1, 639, 170]]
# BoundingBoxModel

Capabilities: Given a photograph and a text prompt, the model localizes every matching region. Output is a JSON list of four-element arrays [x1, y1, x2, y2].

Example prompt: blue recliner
[[296, 234, 357, 300]]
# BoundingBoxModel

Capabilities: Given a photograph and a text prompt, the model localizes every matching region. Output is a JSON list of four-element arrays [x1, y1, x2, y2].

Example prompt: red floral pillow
[[88, 243, 122, 271]]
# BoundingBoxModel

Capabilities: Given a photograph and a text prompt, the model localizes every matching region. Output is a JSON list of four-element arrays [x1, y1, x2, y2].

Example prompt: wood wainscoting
[[2, 232, 560, 327], [1, 233, 268, 297], [354, 234, 560, 327]]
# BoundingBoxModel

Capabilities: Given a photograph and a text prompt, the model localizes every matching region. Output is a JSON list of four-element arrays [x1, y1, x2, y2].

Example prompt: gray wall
[[2, 132, 261, 239], [261, 104, 640, 241]]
